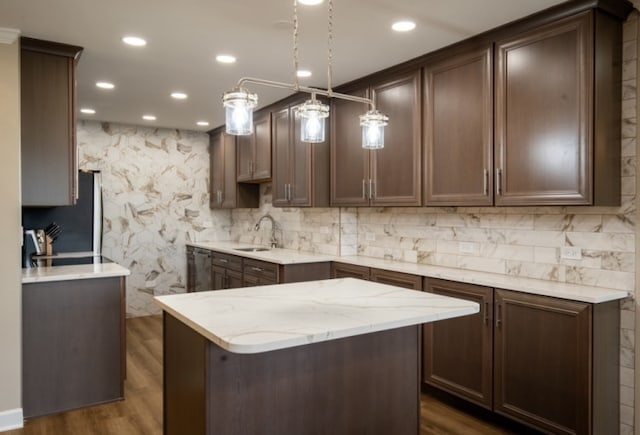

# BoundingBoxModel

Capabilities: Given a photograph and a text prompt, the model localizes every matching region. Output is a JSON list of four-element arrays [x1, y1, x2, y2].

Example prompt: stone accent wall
[[77, 121, 231, 316]]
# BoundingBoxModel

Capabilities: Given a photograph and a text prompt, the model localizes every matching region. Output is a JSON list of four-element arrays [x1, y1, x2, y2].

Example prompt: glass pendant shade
[[298, 99, 329, 143], [222, 87, 258, 135], [360, 109, 389, 149]]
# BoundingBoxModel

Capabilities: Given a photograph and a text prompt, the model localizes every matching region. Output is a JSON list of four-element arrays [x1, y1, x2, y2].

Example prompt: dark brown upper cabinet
[[237, 111, 271, 183], [271, 102, 330, 207], [209, 128, 258, 209], [423, 45, 494, 206], [494, 10, 621, 206], [331, 70, 422, 207], [21, 37, 82, 207]]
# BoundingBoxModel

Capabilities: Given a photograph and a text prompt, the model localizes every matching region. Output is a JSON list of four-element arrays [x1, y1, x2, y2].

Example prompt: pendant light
[[222, 0, 389, 149]]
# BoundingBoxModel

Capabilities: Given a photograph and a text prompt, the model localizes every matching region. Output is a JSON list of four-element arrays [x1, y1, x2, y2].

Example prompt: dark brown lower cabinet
[[22, 277, 126, 418], [211, 251, 243, 290], [423, 279, 493, 409], [243, 258, 331, 287], [423, 279, 620, 435]]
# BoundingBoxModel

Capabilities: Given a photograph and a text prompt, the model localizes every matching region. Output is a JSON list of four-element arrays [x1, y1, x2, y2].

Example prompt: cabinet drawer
[[331, 262, 370, 280], [370, 268, 422, 290], [243, 258, 278, 282], [211, 252, 242, 272]]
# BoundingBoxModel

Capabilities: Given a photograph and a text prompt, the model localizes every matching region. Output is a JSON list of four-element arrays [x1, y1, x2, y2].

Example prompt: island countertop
[[154, 277, 479, 354]]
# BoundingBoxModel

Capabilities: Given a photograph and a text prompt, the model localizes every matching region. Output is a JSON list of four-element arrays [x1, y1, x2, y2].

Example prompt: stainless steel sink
[[233, 247, 271, 252]]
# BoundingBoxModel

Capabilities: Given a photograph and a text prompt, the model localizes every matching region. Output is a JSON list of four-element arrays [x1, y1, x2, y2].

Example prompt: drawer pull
[[219, 259, 228, 263], [251, 267, 263, 272]]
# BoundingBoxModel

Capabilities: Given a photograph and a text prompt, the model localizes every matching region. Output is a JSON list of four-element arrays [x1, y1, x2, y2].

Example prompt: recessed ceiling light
[[80, 108, 96, 114], [299, 0, 323, 5], [197, 121, 210, 127], [216, 54, 236, 64], [142, 115, 156, 121], [122, 36, 147, 47], [96, 81, 115, 89], [171, 92, 188, 99], [297, 70, 312, 78], [392, 21, 416, 32]]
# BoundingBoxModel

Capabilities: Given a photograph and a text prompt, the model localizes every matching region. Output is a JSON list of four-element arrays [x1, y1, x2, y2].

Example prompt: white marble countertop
[[188, 241, 334, 264], [22, 261, 130, 284], [154, 278, 479, 354], [334, 256, 629, 304], [189, 241, 629, 304]]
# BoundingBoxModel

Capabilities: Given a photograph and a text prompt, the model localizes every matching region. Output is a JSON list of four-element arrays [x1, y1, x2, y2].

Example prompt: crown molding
[[0, 28, 20, 45]]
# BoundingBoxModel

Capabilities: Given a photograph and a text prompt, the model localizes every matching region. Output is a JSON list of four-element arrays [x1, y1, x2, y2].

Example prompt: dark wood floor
[[9, 315, 521, 435]]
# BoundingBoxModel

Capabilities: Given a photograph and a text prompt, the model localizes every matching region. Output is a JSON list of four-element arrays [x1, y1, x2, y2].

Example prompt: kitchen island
[[154, 278, 478, 435]]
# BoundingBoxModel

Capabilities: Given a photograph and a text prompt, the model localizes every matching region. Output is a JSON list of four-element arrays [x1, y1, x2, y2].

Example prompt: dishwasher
[[193, 248, 212, 292]]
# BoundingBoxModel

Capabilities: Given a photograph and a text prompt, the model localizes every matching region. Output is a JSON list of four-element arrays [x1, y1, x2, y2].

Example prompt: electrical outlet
[[366, 233, 376, 241], [459, 242, 475, 254], [320, 226, 329, 234], [561, 246, 582, 260]]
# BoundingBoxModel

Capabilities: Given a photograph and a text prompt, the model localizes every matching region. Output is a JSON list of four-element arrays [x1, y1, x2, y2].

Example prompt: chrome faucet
[[254, 214, 279, 248]]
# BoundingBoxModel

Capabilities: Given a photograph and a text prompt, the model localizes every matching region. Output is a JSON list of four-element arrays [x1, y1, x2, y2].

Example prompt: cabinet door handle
[[219, 258, 228, 264], [287, 183, 292, 201], [249, 160, 253, 175], [495, 301, 502, 327], [362, 179, 367, 199], [483, 301, 489, 325], [496, 168, 502, 196], [370, 179, 376, 199], [369, 179, 373, 200], [483, 170, 488, 196], [251, 267, 263, 272]]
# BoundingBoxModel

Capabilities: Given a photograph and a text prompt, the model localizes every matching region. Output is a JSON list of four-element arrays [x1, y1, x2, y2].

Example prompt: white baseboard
[[0, 408, 23, 432]]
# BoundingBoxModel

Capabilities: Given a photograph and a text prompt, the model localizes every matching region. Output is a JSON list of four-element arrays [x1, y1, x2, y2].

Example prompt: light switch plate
[[459, 242, 475, 254], [561, 246, 582, 260]]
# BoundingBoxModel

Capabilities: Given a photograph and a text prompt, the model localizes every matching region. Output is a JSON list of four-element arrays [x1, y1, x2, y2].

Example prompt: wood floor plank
[[7, 314, 532, 435]]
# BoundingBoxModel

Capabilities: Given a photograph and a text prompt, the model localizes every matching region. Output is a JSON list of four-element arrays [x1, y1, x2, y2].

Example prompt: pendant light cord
[[327, 0, 333, 95], [293, 0, 300, 90]]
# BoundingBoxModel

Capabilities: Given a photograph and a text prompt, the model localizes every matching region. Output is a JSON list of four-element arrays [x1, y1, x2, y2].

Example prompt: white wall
[[0, 37, 23, 429]]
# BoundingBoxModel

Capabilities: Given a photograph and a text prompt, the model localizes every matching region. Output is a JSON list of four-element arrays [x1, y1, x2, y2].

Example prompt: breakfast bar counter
[[154, 278, 478, 435]]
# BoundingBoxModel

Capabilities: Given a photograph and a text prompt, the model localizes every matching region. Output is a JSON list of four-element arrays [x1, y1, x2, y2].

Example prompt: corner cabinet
[[237, 111, 272, 183], [209, 128, 258, 209], [331, 70, 422, 206], [423, 278, 620, 434], [423, 45, 494, 206], [495, 10, 621, 206], [21, 37, 83, 206], [272, 102, 330, 207]]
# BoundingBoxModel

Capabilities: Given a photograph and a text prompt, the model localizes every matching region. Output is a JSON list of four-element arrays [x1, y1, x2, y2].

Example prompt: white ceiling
[[1, 0, 567, 132]]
